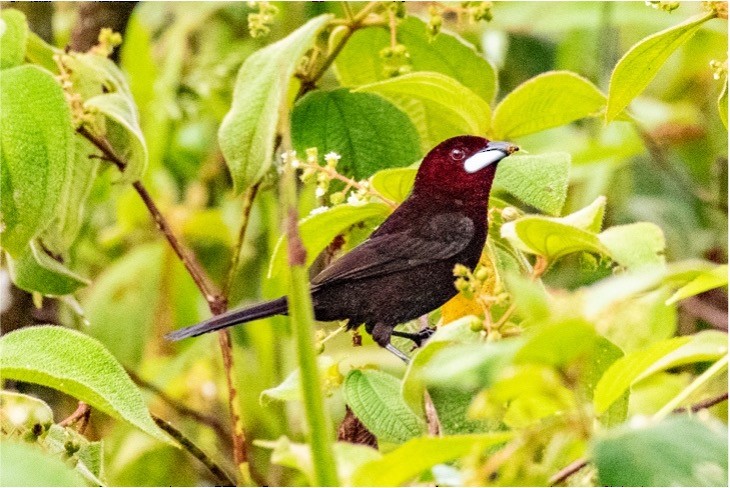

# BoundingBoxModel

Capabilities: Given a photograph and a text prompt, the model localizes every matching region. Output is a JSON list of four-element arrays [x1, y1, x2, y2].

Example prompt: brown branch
[[673, 392, 728, 413], [550, 457, 589, 486], [69, 2, 137, 62], [127, 369, 229, 441], [152, 415, 236, 487], [680, 296, 728, 331], [550, 392, 729, 486], [59, 401, 91, 434]]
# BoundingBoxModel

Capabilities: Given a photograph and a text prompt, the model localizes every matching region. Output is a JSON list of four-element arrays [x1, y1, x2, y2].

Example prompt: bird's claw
[[385, 344, 410, 364]]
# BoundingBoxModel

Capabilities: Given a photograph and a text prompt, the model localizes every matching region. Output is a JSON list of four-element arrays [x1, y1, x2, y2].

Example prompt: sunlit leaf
[[594, 416, 728, 486], [0, 65, 73, 257], [599, 222, 666, 270], [344, 369, 426, 444], [0, 8, 27, 69], [0, 326, 173, 444], [594, 331, 728, 414], [370, 167, 417, 204], [335, 16, 497, 103], [492, 71, 606, 139], [666, 264, 728, 304], [605, 12, 715, 122], [291, 88, 421, 179], [260, 356, 342, 405], [355, 71, 491, 150], [351, 433, 513, 486], [493, 152, 571, 216], [268, 202, 390, 279], [219, 14, 332, 194]]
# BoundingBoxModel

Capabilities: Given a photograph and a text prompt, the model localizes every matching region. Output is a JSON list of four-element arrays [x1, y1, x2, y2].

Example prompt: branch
[[152, 415, 236, 487], [681, 296, 728, 331], [127, 369, 229, 441], [223, 182, 261, 298], [673, 392, 728, 413], [59, 401, 91, 434]]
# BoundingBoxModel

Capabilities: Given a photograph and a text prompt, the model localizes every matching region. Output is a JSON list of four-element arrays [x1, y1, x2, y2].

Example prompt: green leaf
[[0, 326, 173, 445], [291, 89, 421, 179], [493, 152, 571, 216], [370, 167, 417, 204], [343, 369, 426, 444], [86, 92, 148, 183], [6, 240, 90, 295], [0, 441, 86, 487], [718, 79, 728, 129], [63, 51, 132, 100], [219, 14, 332, 194], [515, 319, 599, 367], [594, 416, 728, 486], [255, 436, 381, 486], [1, 9, 28, 69], [599, 222, 666, 270], [492, 71, 606, 139], [666, 264, 728, 304], [260, 356, 341, 405], [351, 433, 513, 487], [0, 65, 74, 257], [85, 243, 166, 367], [268, 202, 390, 279], [336, 16, 497, 103], [25, 31, 59, 73], [594, 331, 728, 414], [355, 71, 491, 151], [605, 12, 716, 122]]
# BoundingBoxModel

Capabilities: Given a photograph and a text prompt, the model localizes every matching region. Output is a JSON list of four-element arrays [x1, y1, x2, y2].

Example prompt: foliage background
[[0, 1, 727, 486]]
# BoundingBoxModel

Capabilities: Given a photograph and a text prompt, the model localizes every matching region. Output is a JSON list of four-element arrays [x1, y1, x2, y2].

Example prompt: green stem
[[280, 153, 340, 487], [223, 182, 261, 298], [654, 354, 729, 420]]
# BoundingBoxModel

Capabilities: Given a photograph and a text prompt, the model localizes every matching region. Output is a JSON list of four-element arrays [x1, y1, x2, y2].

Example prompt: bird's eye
[[450, 148, 465, 161]]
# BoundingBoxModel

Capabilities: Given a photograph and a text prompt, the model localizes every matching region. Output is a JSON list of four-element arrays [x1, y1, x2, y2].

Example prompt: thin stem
[[223, 182, 261, 298], [654, 354, 729, 420], [281, 151, 340, 486], [549, 458, 589, 486], [152, 415, 236, 487], [388, 8, 397, 50], [59, 401, 90, 434], [673, 391, 728, 413], [341, 1, 354, 22], [127, 369, 229, 442]]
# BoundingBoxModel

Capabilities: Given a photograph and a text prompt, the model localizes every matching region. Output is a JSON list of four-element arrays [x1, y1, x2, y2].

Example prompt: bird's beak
[[464, 141, 519, 173]]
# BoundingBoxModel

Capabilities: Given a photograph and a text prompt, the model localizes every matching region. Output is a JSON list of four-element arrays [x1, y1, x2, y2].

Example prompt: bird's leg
[[391, 326, 437, 347], [371, 323, 410, 363]]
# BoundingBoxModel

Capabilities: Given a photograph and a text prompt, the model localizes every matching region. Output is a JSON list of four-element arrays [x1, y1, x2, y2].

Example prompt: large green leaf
[[351, 433, 513, 486], [370, 167, 417, 204], [598, 222, 666, 270], [605, 12, 716, 122], [0, 65, 73, 257], [343, 369, 426, 444], [268, 202, 391, 279], [0, 326, 173, 444], [7, 240, 90, 295], [492, 71, 606, 139], [594, 416, 727, 486], [335, 16, 497, 103], [85, 243, 166, 368], [1, 9, 27, 69], [355, 71, 491, 151], [492, 152, 571, 216], [219, 14, 332, 194], [291, 88, 421, 179], [85, 92, 148, 183], [0, 441, 85, 487], [594, 331, 728, 414]]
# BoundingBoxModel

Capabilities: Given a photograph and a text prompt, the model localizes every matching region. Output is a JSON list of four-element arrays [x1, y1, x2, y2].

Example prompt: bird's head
[[414, 135, 518, 202]]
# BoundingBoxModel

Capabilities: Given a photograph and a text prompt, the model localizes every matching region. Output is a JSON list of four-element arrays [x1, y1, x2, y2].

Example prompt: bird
[[167, 136, 519, 361]]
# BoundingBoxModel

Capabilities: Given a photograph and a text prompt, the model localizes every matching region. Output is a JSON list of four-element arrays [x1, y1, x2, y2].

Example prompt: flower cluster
[[379, 43, 412, 78], [247, 1, 278, 38], [710, 59, 728, 81], [645, 1, 680, 12], [453, 261, 513, 337]]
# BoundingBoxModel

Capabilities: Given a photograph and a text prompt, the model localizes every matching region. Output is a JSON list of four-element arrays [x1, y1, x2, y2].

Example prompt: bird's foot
[[391, 326, 436, 348], [385, 344, 410, 364]]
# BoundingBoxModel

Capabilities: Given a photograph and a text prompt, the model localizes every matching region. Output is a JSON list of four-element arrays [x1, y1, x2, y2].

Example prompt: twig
[[680, 296, 728, 331], [550, 392, 729, 486], [549, 457, 589, 486], [223, 182, 261, 298], [673, 392, 728, 413], [59, 401, 91, 434], [341, 1, 354, 22], [152, 415, 236, 487], [127, 369, 229, 441], [423, 390, 441, 436]]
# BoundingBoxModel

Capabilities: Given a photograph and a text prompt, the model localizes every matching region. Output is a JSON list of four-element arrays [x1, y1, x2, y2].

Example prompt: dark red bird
[[167, 136, 518, 361]]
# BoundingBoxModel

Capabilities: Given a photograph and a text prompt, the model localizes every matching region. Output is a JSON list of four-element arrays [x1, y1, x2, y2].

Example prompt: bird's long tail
[[166, 296, 289, 341]]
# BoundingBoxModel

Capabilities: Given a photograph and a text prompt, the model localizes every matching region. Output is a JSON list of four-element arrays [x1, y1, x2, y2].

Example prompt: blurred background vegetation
[[1, 2, 727, 486]]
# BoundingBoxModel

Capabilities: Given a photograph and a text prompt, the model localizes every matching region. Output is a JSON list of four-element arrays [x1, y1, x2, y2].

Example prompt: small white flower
[[310, 206, 330, 216], [324, 152, 342, 161], [315, 186, 326, 198]]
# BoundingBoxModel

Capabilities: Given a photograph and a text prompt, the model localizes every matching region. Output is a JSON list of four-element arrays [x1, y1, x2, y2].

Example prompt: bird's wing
[[311, 212, 475, 287]]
